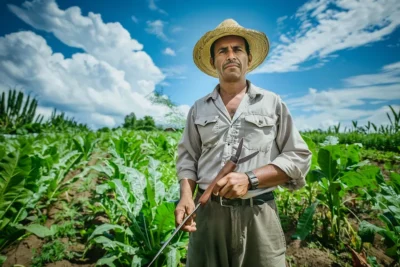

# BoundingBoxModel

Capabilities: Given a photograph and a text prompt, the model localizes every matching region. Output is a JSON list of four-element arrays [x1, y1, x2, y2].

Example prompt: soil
[[286, 241, 336, 267], [45, 260, 93, 267], [3, 235, 43, 266], [3, 153, 101, 267]]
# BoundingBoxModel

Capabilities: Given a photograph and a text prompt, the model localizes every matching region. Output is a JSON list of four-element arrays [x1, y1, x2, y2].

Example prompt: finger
[[182, 222, 197, 232], [213, 176, 228, 195], [174, 209, 185, 226], [219, 181, 232, 198], [227, 185, 242, 198], [225, 189, 239, 199], [184, 205, 194, 222], [185, 214, 194, 226]]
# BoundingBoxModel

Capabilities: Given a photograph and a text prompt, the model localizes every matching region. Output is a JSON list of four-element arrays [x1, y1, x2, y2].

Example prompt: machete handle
[[198, 160, 237, 205]]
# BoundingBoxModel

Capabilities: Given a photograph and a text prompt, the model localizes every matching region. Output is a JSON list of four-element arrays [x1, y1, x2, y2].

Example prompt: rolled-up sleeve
[[176, 106, 202, 182], [270, 98, 312, 191]]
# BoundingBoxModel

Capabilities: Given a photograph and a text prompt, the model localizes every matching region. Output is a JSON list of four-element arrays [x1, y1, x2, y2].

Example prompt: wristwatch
[[245, 171, 259, 190]]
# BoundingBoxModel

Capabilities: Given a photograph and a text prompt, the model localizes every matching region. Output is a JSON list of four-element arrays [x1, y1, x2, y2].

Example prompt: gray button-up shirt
[[176, 80, 312, 199]]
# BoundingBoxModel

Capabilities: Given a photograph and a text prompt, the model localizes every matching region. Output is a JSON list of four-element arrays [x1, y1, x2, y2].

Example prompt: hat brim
[[193, 27, 270, 78]]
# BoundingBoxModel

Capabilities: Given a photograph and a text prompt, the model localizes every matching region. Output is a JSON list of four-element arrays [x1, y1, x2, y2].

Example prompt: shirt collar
[[205, 80, 262, 101]]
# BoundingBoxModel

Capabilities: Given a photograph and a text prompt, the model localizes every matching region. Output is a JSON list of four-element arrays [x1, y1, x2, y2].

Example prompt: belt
[[198, 188, 274, 207]]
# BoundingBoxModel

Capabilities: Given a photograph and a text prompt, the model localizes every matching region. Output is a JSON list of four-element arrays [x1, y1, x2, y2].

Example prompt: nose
[[227, 48, 236, 60]]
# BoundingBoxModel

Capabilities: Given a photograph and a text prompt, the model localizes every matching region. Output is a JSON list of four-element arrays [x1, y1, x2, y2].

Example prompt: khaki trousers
[[186, 194, 286, 267]]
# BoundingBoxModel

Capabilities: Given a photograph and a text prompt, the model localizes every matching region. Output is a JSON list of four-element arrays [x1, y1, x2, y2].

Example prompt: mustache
[[223, 61, 240, 68]]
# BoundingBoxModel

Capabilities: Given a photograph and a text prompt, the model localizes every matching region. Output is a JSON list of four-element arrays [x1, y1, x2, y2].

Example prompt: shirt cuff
[[270, 156, 306, 191], [177, 170, 198, 182]]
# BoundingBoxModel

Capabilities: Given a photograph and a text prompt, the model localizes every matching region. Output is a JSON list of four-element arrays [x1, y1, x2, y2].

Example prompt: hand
[[174, 196, 197, 232], [212, 172, 249, 199]]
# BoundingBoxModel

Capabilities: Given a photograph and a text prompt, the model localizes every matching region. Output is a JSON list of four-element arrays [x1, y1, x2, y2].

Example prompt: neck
[[219, 79, 247, 98]]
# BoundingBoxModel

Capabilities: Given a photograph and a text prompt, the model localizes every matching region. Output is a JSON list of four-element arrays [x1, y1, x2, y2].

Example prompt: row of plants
[[83, 130, 186, 266], [1, 129, 399, 266], [0, 130, 186, 266], [0, 89, 183, 134], [0, 132, 98, 258], [1, 89, 90, 134], [77, 131, 400, 266], [304, 131, 400, 152], [279, 136, 400, 265], [304, 105, 400, 135], [2, 88, 400, 149]]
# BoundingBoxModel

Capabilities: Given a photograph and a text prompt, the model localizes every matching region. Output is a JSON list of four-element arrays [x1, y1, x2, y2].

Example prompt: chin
[[223, 74, 241, 82]]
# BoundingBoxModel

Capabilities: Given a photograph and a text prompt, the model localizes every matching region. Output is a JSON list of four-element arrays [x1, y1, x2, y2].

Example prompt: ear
[[209, 57, 215, 69], [248, 54, 252, 66]]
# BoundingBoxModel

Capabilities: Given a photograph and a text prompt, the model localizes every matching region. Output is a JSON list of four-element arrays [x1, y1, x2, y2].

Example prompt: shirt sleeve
[[270, 98, 312, 191], [176, 105, 202, 182]]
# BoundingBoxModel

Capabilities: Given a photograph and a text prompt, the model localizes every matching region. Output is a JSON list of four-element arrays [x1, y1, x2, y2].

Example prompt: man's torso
[[192, 81, 281, 198]]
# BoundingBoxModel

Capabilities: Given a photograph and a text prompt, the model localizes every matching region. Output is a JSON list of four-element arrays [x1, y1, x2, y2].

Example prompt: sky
[[0, 0, 399, 131]]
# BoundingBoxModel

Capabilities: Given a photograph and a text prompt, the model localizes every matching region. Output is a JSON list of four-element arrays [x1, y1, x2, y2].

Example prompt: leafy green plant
[[31, 239, 72, 267], [292, 202, 318, 240], [305, 142, 383, 248], [358, 184, 400, 261], [86, 133, 186, 266]]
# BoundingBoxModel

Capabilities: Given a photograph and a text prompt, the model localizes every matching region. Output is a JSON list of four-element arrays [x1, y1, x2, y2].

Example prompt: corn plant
[[0, 89, 43, 134], [299, 140, 383, 249]]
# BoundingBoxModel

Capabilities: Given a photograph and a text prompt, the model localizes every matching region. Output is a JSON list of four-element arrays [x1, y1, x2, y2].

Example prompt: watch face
[[251, 177, 259, 189]]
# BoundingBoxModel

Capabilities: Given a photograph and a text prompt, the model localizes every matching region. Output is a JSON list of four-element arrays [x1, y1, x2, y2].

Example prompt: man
[[175, 19, 312, 267]]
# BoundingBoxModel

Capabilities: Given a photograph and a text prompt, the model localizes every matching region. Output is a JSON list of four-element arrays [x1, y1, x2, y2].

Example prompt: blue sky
[[0, 0, 399, 130]]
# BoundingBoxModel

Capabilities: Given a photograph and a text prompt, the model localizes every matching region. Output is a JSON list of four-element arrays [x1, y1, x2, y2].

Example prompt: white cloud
[[131, 15, 138, 23], [279, 34, 291, 44], [35, 106, 55, 121], [159, 81, 170, 87], [370, 100, 387, 105], [255, 0, 400, 73], [148, 0, 168, 15], [3, 0, 187, 129], [8, 0, 165, 96], [294, 105, 400, 132], [343, 61, 400, 87], [286, 61, 400, 130], [90, 113, 116, 128], [178, 104, 191, 118], [146, 20, 170, 42], [277, 15, 288, 25], [161, 65, 187, 79], [171, 26, 184, 33], [163, 47, 176, 56], [0, 31, 172, 129]]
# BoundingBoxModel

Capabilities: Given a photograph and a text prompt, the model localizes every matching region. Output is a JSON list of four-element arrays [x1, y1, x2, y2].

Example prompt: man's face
[[210, 35, 252, 83]]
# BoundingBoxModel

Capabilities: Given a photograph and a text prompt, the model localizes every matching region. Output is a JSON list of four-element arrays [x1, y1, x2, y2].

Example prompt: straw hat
[[193, 19, 270, 78]]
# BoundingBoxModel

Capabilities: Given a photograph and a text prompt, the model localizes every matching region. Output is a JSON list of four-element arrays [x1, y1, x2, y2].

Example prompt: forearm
[[253, 164, 290, 188], [179, 178, 197, 199]]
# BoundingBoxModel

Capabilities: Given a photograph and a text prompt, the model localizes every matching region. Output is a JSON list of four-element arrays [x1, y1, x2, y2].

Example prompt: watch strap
[[245, 171, 259, 190]]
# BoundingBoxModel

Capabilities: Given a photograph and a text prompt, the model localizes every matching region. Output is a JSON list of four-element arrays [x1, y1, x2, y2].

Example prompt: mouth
[[224, 64, 239, 69]]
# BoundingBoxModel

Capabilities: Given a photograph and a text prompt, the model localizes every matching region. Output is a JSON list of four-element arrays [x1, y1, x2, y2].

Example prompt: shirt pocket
[[243, 114, 277, 151], [194, 115, 220, 148]]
